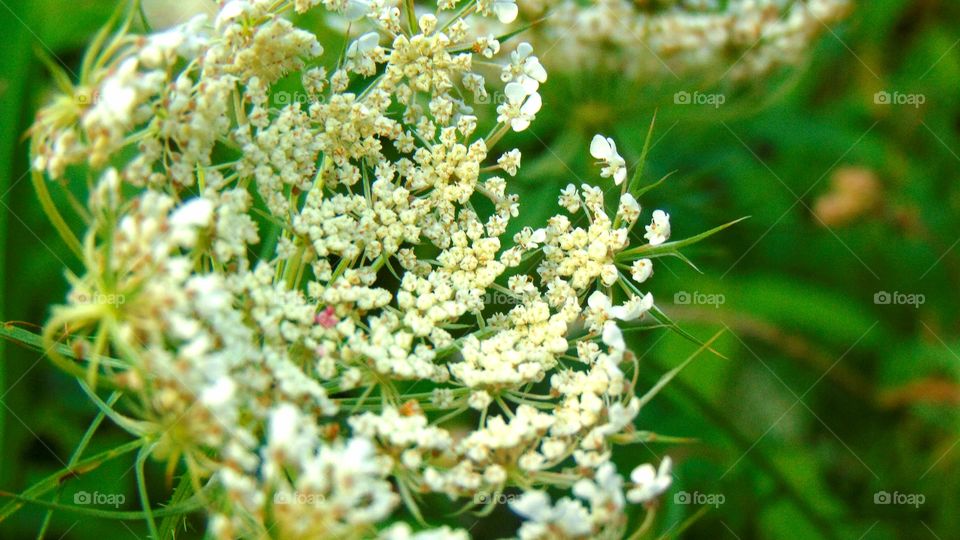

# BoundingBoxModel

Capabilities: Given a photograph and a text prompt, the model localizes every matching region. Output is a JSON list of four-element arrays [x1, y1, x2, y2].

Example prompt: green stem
[[136, 443, 161, 539], [29, 147, 83, 259], [0, 439, 144, 521], [37, 392, 121, 539]]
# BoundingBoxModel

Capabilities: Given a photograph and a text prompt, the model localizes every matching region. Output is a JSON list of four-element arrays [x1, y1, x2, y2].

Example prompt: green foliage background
[[2, 0, 959, 538]]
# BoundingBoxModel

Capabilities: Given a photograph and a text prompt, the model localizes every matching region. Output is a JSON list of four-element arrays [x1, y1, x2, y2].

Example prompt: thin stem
[[37, 392, 122, 539], [30, 147, 83, 259], [136, 443, 161, 540]]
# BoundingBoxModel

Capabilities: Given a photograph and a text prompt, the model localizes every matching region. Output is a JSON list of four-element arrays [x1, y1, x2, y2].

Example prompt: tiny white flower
[[609, 293, 654, 322], [530, 228, 547, 244], [590, 134, 627, 185], [606, 400, 640, 432], [618, 193, 641, 223], [627, 457, 673, 504], [343, 0, 370, 19], [468, 390, 492, 410], [215, 0, 249, 29], [510, 490, 551, 522], [631, 259, 653, 283], [601, 320, 625, 351], [500, 82, 541, 132], [600, 264, 619, 287], [573, 462, 624, 510], [558, 183, 581, 213], [347, 31, 380, 59], [509, 43, 547, 93], [492, 0, 518, 24], [510, 491, 592, 537], [587, 290, 612, 312], [97, 59, 139, 124], [169, 197, 213, 247], [170, 197, 214, 228], [268, 403, 301, 448], [201, 376, 236, 407], [644, 209, 671, 245]]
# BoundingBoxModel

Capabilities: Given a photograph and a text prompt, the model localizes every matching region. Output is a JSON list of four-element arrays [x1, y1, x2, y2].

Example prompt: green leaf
[[626, 111, 659, 196], [633, 170, 677, 200], [616, 216, 750, 262]]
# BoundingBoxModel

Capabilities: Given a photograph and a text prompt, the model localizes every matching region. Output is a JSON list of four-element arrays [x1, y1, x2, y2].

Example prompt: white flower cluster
[[524, 0, 852, 80], [28, 1, 707, 538]]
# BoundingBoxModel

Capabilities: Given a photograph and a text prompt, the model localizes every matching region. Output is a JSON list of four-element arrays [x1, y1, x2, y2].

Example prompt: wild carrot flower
[[21, 1, 738, 538]]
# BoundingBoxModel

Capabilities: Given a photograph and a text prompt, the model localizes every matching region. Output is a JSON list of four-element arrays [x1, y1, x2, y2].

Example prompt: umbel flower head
[[523, 0, 852, 80], [21, 0, 739, 538]]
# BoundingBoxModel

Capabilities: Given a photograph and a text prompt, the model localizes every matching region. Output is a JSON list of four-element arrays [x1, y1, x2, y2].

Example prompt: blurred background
[[2, 0, 959, 538]]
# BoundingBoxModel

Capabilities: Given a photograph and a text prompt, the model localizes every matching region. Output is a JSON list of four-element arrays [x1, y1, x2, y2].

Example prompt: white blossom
[[24, 1, 711, 537], [631, 259, 653, 283], [590, 134, 627, 185], [627, 457, 673, 504], [644, 209, 671, 245], [499, 82, 542, 132]]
